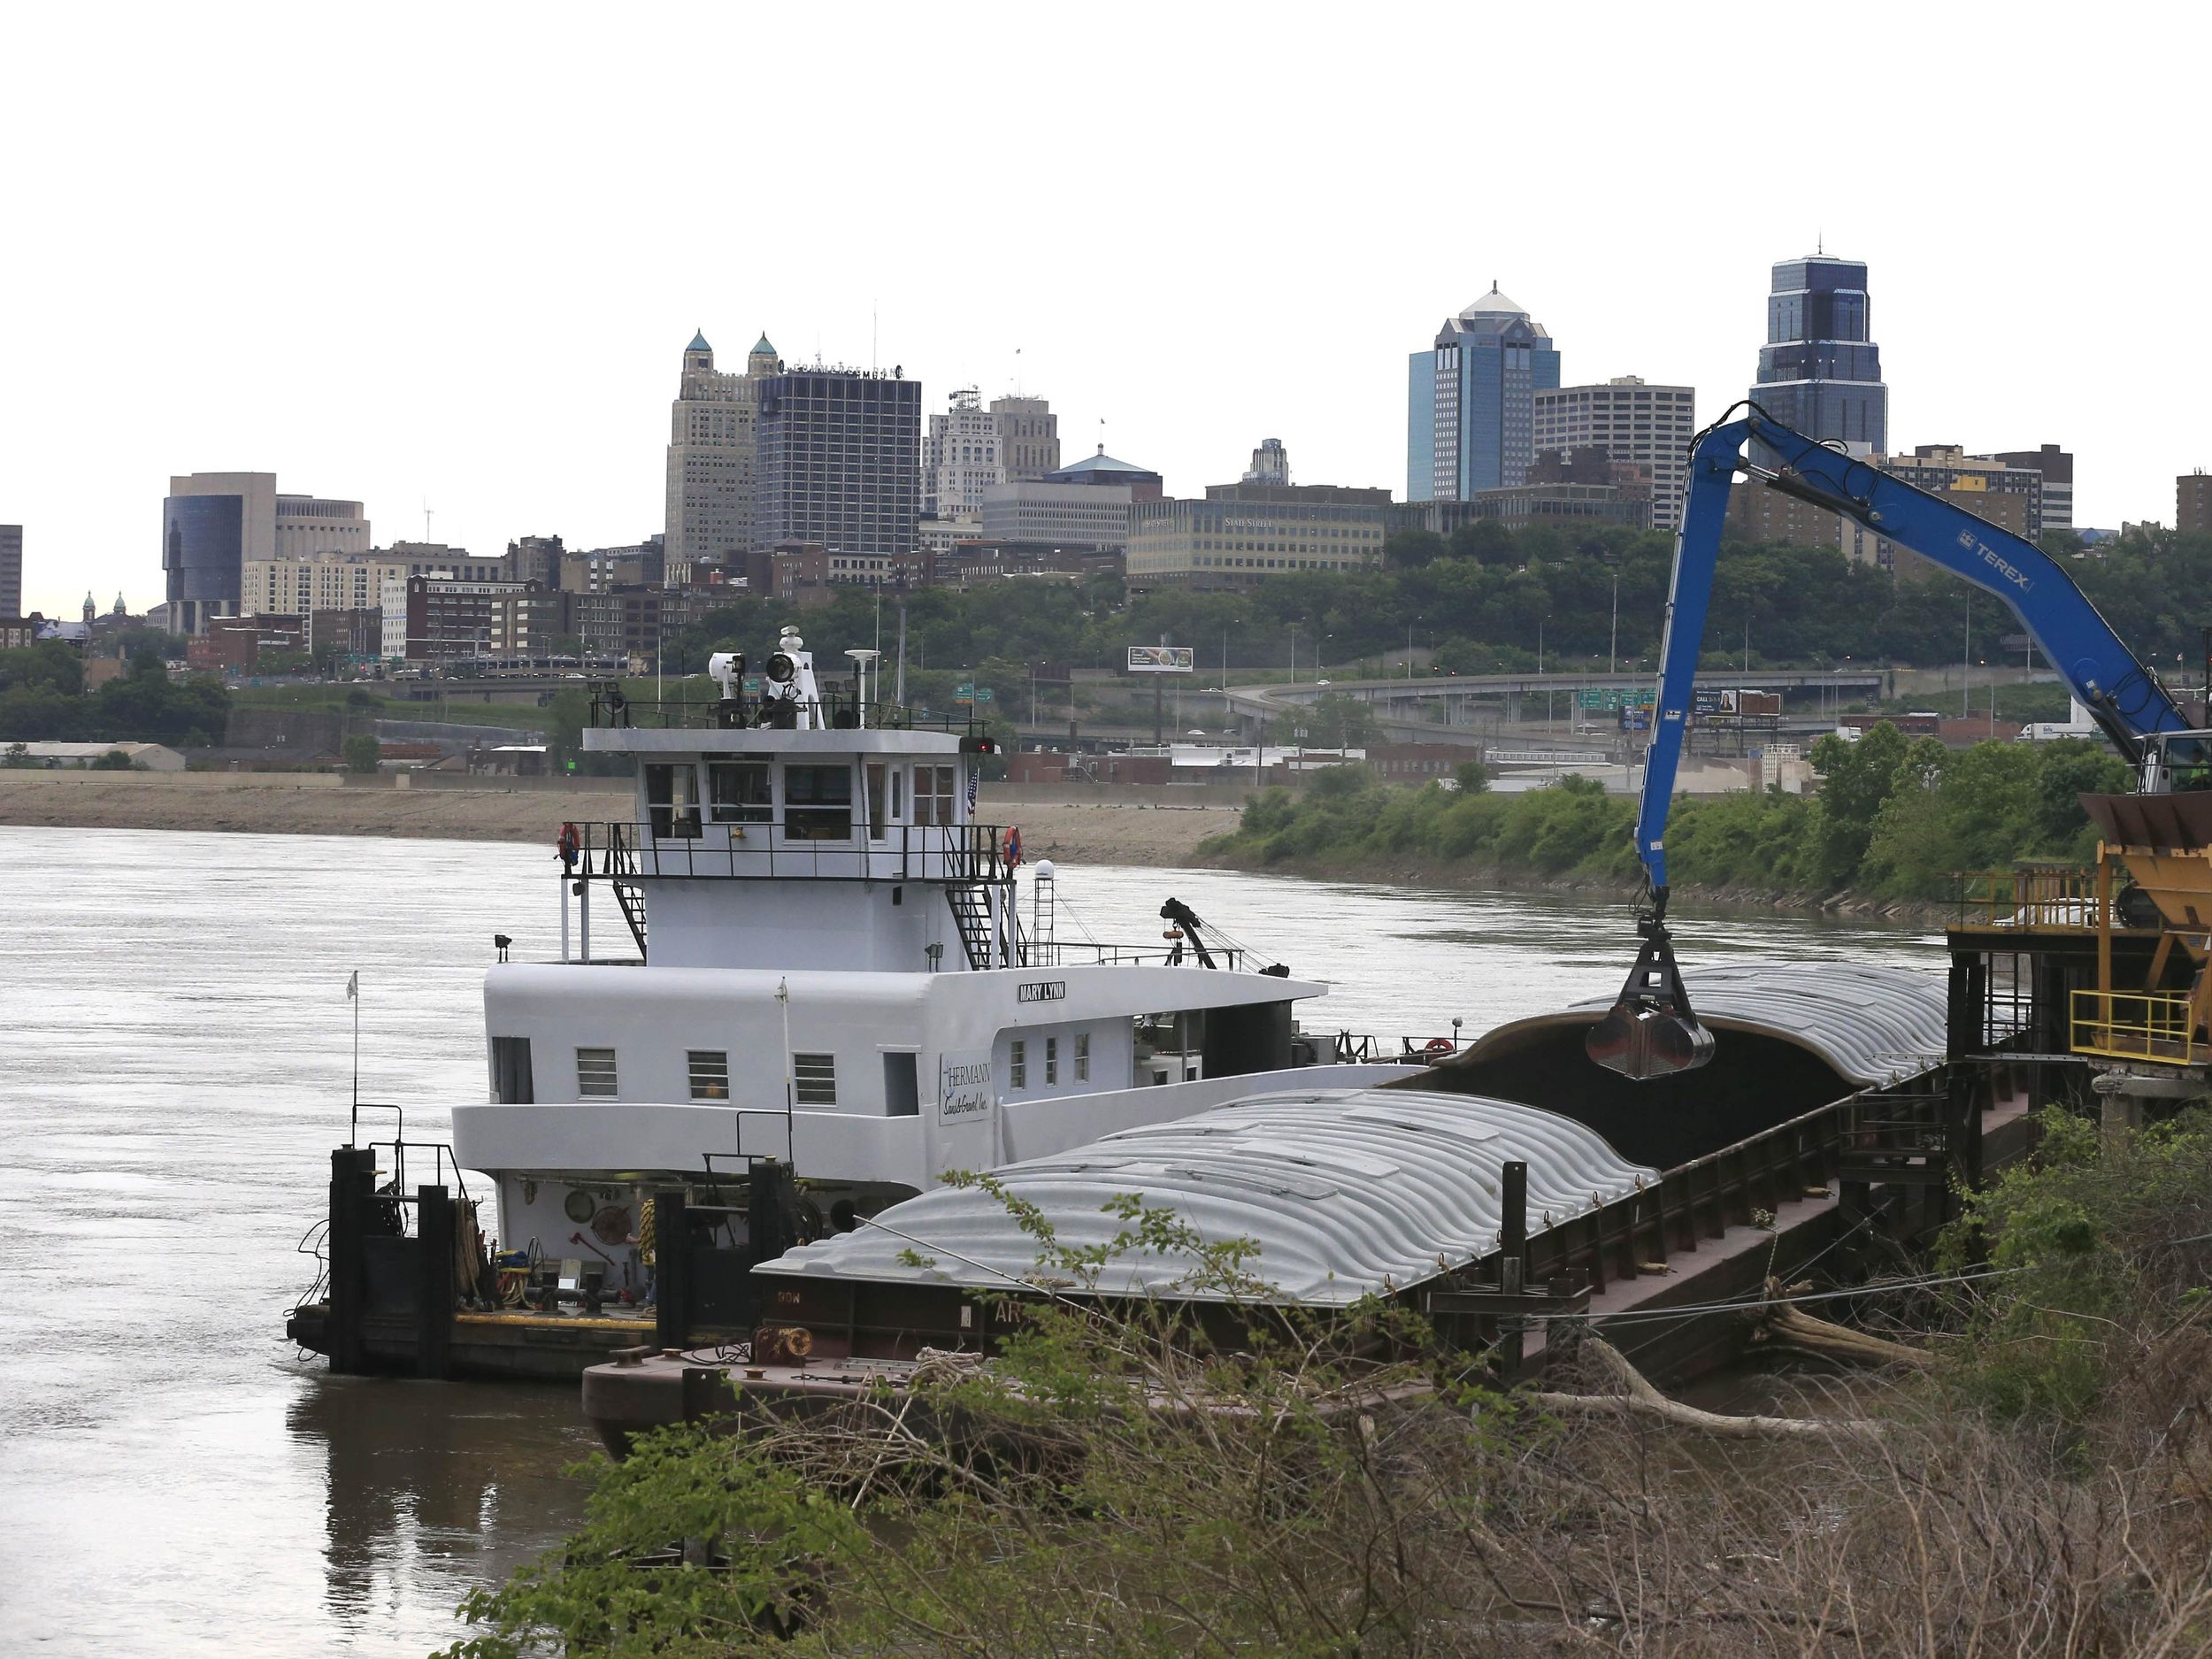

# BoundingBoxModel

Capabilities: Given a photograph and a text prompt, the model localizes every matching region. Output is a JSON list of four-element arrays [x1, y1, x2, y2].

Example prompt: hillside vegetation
[[1208, 723, 2131, 903]]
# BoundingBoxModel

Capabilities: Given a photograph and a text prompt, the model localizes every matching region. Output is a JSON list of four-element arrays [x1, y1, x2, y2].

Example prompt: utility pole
[[1962, 597, 1971, 718]]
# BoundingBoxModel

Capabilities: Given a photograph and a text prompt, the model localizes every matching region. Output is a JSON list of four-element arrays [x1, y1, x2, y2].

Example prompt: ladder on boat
[[945, 885, 996, 970], [604, 824, 649, 960]]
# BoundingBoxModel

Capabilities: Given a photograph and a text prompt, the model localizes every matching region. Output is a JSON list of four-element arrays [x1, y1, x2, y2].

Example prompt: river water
[[0, 826, 1944, 1655]]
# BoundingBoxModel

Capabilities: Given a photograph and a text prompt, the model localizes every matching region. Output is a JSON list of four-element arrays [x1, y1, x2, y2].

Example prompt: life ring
[[557, 821, 580, 868], [1423, 1037, 1455, 1059]]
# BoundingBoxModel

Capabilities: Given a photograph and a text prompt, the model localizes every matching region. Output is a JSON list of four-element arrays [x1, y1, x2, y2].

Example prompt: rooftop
[[687, 329, 711, 353]]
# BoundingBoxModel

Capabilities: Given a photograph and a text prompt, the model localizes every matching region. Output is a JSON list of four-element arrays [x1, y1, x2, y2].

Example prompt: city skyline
[[3, 8, 2207, 616]]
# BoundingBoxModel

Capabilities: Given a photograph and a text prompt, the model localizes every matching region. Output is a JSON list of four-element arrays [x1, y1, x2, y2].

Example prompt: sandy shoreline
[[0, 772, 1240, 867]]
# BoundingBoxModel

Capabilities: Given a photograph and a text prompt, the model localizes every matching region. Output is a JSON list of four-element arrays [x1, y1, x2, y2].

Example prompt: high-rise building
[[2180, 472, 2212, 536], [0, 524, 20, 618], [1533, 378, 1696, 531], [1407, 284, 1560, 503], [1989, 445, 2073, 534], [664, 331, 780, 572], [922, 389, 1061, 517], [163, 473, 369, 634], [753, 366, 922, 561], [1243, 438, 1289, 487], [1751, 254, 1887, 453]]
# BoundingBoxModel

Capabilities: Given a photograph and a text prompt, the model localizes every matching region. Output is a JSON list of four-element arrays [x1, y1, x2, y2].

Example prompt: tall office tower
[[1990, 445, 2073, 532], [922, 389, 1060, 516], [753, 366, 922, 559], [664, 331, 780, 574], [0, 524, 20, 617], [162, 473, 368, 633], [1407, 284, 1561, 503], [2179, 472, 2212, 536], [1751, 254, 1887, 453], [1533, 378, 1697, 531], [1243, 437, 1289, 486]]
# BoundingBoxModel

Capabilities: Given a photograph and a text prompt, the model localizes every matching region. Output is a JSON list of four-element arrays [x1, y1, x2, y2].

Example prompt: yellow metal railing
[[2070, 989, 2205, 1066], [1955, 867, 2108, 933]]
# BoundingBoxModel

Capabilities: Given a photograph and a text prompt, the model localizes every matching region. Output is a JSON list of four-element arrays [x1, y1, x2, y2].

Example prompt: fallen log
[[1749, 1278, 1934, 1371], [1536, 1333, 1886, 1440]]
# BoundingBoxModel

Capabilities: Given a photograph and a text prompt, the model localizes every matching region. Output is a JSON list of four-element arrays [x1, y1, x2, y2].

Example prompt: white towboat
[[454, 626, 1407, 1261]]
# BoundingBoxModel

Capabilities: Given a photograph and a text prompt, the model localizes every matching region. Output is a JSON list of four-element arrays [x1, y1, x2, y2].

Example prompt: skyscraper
[[753, 366, 922, 560], [1532, 378, 1697, 531], [1751, 255, 1887, 453], [922, 389, 1061, 517], [162, 474, 367, 634], [664, 331, 780, 574], [1407, 284, 1560, 503], [0, 524, 20, 618]]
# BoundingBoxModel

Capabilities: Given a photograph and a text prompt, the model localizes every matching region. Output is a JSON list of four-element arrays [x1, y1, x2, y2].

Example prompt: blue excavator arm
[[1588, 404, 2199, 1081]]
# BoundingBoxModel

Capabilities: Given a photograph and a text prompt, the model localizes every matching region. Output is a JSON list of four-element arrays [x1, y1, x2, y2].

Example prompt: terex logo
[[1961, 534, 2032, 591]]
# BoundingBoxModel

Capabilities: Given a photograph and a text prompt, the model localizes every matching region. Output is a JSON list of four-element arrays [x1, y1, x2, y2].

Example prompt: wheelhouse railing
[[590, 683, 983, 735], [579, 819, 1018, 884]]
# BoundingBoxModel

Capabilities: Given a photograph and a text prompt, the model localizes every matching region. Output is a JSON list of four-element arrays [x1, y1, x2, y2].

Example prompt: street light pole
[[1609, 570, 1619, 677]]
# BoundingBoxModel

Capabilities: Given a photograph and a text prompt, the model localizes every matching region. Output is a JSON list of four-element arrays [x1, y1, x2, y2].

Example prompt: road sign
[[1577, 687, 1655, 711], [1127, 645, 1194, 673], [955, 684, 993, 705]]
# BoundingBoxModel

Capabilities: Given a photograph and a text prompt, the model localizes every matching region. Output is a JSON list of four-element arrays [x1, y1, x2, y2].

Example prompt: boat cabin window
[[644, 764, 701, 840], [785, 764, 853, 841], [913, 764, 957, 826], [576, 1047, 618, 1098], [883, 1052, 919, 1117], [687, 1049, 730, 1100], [1045, 1036, 1059, 1085], [1075, 1032, 1090, 1082], [706, 761, 772, 824], [864, 761, 890, 840], [793, 1052, 837, 1105], [1009, 1039, 1027, 1089]]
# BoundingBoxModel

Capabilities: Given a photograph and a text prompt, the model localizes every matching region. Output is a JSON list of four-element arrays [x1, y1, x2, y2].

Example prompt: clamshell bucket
[[1585, 913, 1715, 1081]]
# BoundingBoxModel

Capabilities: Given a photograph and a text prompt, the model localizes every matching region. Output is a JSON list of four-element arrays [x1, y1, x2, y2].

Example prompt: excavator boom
[[1590, 405, 2200, 1081]]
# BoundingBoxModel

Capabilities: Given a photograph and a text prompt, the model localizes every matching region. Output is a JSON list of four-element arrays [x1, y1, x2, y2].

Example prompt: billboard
[[1127, 645, 1195, 674]]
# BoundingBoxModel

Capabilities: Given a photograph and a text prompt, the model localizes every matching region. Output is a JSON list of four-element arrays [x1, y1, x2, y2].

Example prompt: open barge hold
[[582, 959, 2039, 1449]]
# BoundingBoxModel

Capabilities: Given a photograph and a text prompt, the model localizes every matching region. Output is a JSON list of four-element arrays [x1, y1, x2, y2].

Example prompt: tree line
[[0, 641, 233, 748], [664, 521, 2212, 692], [1211, 723, 2131, 903]]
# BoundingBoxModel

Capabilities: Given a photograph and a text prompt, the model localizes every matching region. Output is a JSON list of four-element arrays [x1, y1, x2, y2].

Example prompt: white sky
[[4, 4, 2204, 618]]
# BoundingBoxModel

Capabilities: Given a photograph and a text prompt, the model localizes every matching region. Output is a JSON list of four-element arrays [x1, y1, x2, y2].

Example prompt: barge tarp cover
[[1423, 960, 1949, 1171], [754, 1089, 1658, 1306]]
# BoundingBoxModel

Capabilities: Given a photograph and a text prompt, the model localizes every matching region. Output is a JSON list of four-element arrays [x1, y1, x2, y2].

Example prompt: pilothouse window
[[707, 762, 772, 824], [914, 764, 957, 826], [784, 764, 853, 841], [644, 764, 701, 840]]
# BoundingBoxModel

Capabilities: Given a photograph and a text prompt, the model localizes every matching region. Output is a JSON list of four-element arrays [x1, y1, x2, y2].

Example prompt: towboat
[[291, 626, 1409, 1376]]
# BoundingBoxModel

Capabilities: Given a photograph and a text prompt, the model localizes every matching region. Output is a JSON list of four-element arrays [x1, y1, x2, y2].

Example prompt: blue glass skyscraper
[[1751, 256, 1887, 453], [1407, 286, 1560, 503]]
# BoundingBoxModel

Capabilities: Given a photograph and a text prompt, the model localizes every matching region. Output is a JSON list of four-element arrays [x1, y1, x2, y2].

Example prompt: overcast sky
[[4, 4, 2203, 618]]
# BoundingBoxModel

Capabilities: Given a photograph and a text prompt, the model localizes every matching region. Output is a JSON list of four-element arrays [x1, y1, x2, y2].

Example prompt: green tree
[[341, 733, 382, 773]]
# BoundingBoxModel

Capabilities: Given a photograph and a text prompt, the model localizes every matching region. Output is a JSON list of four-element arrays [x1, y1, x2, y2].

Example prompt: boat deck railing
[[591, 683, 981, 735], [574, 818, 1018, 885]]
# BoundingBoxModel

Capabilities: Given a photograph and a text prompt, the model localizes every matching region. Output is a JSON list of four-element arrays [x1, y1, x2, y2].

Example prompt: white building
[[922, 388, 1060, 517], [1532, 378, 1696, 532], [664, 331, 780, 572]]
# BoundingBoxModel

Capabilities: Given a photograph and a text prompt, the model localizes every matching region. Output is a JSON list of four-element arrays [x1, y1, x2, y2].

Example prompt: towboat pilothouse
[[291, 626, 1407, 1376]]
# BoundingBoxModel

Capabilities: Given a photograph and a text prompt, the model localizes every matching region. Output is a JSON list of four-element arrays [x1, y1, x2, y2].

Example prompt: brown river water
[[0, 826, 1942, 1655]]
